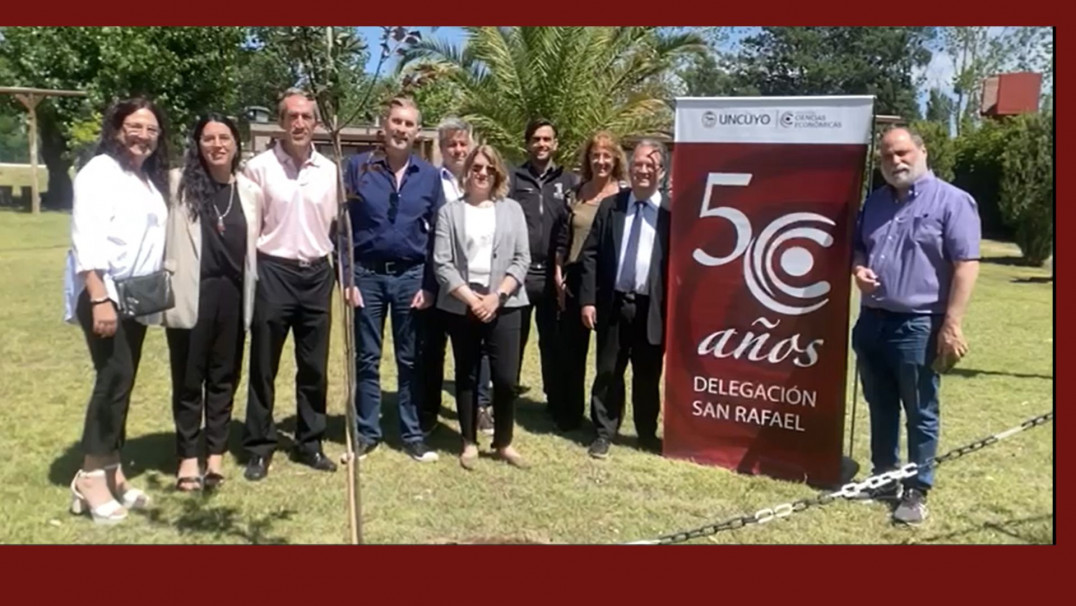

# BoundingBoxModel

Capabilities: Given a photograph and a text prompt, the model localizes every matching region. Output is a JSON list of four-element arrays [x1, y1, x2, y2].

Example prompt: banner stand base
[[839, 456, 860, 485]]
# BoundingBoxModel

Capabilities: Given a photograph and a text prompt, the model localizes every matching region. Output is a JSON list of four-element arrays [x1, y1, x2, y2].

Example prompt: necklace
[[214, 182, 235, 235]]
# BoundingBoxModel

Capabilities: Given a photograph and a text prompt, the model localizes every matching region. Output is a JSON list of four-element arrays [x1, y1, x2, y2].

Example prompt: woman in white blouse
[[432, 145, 531, 470], [62, 98, 171, 524]]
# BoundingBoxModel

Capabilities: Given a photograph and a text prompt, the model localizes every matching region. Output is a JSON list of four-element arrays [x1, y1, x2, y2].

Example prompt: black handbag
[[112, 209, 175, 319], [114, 269, 174, 318]]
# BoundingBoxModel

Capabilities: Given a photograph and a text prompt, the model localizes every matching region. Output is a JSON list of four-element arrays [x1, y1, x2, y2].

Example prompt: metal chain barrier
[[623, 411, 1053, 545]]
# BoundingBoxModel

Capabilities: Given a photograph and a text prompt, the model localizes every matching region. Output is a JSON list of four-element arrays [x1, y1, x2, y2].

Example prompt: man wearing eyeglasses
[[343, 96, 444, 463], [507, 118, 579, 415]]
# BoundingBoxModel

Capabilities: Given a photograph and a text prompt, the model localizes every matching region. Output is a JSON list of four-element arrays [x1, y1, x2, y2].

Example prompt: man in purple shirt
[[851, 126, 981, 525]]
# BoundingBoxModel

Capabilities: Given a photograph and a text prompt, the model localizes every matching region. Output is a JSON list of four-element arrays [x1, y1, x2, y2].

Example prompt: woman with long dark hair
[[162, 113, 262, 491], [62, 96, 171, 524]]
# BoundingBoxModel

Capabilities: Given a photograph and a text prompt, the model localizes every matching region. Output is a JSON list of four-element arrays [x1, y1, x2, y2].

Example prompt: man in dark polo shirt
[[852, 125, 981, 525], [344, 96, 444, 463], [507, 118, 578, 415]]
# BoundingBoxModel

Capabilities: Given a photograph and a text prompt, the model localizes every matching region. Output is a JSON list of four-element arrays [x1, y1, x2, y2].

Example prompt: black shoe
[[292, 449, 338, 472], [893, 487, 929, 525], [588, 438, 611, 459], [638, 435, 662, 454], [404, 440, 439, 463], [477, 407, 495, 436], [356, 440, 380, 460], [244, 455, 271, 481]]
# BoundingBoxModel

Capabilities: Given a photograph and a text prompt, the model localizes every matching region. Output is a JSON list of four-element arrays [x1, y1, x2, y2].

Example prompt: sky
[[355, 27, 1047, 120], [356, 26, 466, 76]]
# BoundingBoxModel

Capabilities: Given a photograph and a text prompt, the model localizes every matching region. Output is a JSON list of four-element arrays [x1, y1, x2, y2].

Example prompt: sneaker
[[404, 441, 439, 463], [588, 438, 611, 459], [892, 487, 929, 525], [855, 479, 903, 503], [356, 440, 380, 461], [477, 407, 495, 435]]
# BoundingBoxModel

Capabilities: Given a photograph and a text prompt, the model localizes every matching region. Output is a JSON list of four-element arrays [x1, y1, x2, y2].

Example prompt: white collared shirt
[[243, 144, 338, 262], [615, 190, 661, 294], [440, 166, 464, 204], [63, 153, 169, 324]]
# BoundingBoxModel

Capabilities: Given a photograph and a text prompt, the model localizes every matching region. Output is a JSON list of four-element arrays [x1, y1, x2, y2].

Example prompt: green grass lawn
[[0, 208, 1054, 544]]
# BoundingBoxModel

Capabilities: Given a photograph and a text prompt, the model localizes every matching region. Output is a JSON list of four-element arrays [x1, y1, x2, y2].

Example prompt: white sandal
[[70, 470, 127, 525], [105, 463, 151, 510]]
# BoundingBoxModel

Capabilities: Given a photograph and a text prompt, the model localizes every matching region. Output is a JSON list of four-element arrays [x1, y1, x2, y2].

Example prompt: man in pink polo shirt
[[241, 88, 340, 481]]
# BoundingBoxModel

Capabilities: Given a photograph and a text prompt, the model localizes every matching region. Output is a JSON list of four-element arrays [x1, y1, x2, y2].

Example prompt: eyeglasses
[[470, 163, 495, 175], [122, 122, 160, 138]]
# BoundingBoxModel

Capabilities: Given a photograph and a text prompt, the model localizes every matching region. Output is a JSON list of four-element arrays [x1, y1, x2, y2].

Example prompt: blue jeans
[[354, 263, 424, 445], [852, 307, 943, 490]]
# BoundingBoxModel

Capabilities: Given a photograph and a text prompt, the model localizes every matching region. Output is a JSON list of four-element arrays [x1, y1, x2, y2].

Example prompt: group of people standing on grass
[[62, 88, 673, 525], [61, 86, 980, 529]]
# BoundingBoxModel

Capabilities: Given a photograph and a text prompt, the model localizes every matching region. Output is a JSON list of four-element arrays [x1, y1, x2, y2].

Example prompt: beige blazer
[[161, 169, 263, 330], [433, 196, 531, 315]]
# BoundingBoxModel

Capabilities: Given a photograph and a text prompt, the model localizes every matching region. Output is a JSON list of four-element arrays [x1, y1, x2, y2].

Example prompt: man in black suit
[[578, 139, 670, 459]]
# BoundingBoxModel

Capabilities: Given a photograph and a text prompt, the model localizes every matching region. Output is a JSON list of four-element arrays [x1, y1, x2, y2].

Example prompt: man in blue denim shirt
[[344, 96, 445, 463], [852, 126, 981, 524]]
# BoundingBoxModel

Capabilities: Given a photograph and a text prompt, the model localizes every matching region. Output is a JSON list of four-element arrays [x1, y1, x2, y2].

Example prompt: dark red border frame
[[0, 7, 1064, 603]]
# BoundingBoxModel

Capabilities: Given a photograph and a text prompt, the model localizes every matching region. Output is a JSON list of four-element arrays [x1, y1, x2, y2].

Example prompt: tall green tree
[[942, 27, 1052, 135], [0, 26, 245, 208], [731, 27, 935, 119], [925, 87, 955, 129], [399, 27, 705, 166], [1000, 111, 1053, 265]]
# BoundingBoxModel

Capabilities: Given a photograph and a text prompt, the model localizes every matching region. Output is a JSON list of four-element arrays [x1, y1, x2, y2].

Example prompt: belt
[[529, 261, 548, 271], [359, 259, 422, 275], [258, 252, 329, 269], [616, 290, 648, 302], [863, 306, 937, 319]]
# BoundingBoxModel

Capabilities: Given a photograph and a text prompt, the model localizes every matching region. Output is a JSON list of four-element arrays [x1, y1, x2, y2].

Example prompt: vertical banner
[[664, 96, 875, 487]]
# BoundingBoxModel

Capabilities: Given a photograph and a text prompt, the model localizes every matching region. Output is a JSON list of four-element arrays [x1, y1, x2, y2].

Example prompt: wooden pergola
[[0, 86, 88, 214]]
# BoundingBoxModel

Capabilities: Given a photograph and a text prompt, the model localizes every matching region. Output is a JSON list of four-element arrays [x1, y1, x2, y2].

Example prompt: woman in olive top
[[553, 131, 628, 431], [162, 113, 262, 491]]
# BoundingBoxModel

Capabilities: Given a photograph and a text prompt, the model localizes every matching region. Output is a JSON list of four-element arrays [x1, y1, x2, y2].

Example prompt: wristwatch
[[498, 291, 508, 307]]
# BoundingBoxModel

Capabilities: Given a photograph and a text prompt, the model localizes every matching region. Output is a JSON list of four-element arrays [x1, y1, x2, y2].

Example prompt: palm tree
[[398, 27, 706, 167]]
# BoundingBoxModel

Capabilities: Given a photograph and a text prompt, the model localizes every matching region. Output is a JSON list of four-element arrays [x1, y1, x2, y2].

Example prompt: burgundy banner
[[664, 121, 871, 487]]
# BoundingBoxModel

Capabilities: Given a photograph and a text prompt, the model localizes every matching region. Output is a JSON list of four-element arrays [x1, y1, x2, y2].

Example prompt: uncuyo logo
[[691, 173, 834, 316]]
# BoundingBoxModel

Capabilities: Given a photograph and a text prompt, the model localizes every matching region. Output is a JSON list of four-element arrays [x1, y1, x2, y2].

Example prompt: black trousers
[[165, 275, 244, 459], [448, 306, 522, 448], [590, 293, 663, 441], [76, 290, 147, 456], [556, 264, 591, 430], [518, 267, 560, 405], [243, 255, 333, 458], [418, 307, 492, 432]]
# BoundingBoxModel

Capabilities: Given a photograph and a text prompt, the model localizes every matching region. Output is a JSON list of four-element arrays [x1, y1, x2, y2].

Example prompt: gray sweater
[[432, 197, 531, 315]]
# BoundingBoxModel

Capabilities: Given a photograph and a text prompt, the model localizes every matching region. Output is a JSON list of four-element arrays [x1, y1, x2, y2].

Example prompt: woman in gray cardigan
[[433, 145, 531, 470], [161, 114, 262, 491]]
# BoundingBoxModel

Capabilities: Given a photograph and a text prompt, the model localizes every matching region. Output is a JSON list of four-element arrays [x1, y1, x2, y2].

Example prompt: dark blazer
[[578, 188, 670, 347]]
